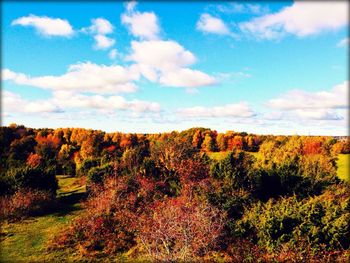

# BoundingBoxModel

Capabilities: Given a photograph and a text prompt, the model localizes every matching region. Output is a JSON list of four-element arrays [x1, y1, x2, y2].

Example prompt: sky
[[1, 1, 349, 135]]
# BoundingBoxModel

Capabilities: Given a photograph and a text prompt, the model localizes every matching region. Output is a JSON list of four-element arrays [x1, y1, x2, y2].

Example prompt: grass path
[[0, 176, 86, 262]]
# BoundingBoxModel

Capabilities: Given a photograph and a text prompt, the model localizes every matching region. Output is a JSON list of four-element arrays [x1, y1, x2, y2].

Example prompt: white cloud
[[177, 102, 256, 118], [126, 1, 137, 12], [130, 64, 158, 82], [94, 34, 115, 49], [52, 91, 160, 113], [128, 99, 160, 113], [215, 71, 252, 83], [3, 90, 160, 117], [119, 6, 216, 89], [268, 81, 348, 110], [196, 14, 230, 35], [121, 8, 160, 40], [109, 49, 118, 60], [88, 18, 114, 35], [128, 40, 216, 88], [3, 91, 63, 114], [294, 109, 343, 120], [11, 14, 74, 37], [337, 37, 349, 48], [239, 2, 348, 40], [3, 62, 139, 94], [128, 40, 196, 70], [3, 69, 21, 80], [267, 81, 348, 120], [217, 3, 269, 15], [159, 68, 216, 88], [82, 18, 115, 49]]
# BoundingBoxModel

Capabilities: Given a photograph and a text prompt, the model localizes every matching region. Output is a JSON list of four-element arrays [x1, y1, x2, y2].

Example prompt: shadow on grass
[[1, 177, 88, 222], [53, 191, 87, 217], [26, 190, 88, 219]]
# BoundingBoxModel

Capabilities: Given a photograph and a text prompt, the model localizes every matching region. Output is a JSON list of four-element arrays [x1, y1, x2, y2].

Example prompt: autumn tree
[[216, 133, 228, 151], [192, 130, 204, 149], [8, 136, 36, 167], [202, 133, 216, 152], [26, 153, 42, 168], [35, 134, 61, 160]]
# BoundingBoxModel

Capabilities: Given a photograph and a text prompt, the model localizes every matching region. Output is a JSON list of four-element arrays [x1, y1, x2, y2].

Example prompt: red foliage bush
[[52, 177, 139, 255], [137, 194, 226, 261], [303, 137, 323, 155], [0, 189, 53, 220], [26, 153, 42, 167]]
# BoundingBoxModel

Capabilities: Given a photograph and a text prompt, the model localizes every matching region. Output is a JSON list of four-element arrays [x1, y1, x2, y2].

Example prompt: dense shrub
[[6, 166, 58, 194], [0, 175, 16, 196], [76, 158, 100, 177], [236, 184, 350, 254], [87, 163, 114, 184], [0, 189, 54, 220], [210, 150, 255, 191], [60, 160, 76, 176], [52, 177, 138, 254]]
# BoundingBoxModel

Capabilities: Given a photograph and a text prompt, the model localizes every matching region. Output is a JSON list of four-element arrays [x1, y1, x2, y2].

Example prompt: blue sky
[[2, 1, 349, 135]]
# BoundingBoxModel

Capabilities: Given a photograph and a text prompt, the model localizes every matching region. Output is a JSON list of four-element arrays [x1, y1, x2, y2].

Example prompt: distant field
[[207, 151, 230, 160], [337, 154, 350, 182], [207, 151, 260, 161]]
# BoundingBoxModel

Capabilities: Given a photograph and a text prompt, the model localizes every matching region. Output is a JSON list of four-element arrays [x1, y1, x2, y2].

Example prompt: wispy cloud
[[177, 102, 256, 118], [3, 62, 139, 94], [108, 49, 118, 60], [3, 91, 64, 114], [266, 81, 348, 120], [239, 2, 348, 40], [216, 3, 269, 15], [11, 14, 74, 37], [196, 14, 230, 35], [337, 37, 349, 48]]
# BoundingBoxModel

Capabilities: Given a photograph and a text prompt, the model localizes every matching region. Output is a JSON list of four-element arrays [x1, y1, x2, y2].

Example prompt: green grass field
[[57, 175, 86, 197], [337, 154, 350, 182], [207, 151, 230, 161], [207, 151, 260, 161], [0, 176, 86, 262]]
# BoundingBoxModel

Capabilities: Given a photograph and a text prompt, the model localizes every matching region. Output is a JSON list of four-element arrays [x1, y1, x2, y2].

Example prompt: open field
[[207, 151, 230, 161], [337, 154, 350, 182], [0, 176, 86, 262]]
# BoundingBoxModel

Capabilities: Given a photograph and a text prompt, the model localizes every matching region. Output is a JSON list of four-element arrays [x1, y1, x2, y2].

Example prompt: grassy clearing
[[207, 151, 261, 161], [0, 176, 86, 262], [0, 213, 81, 262], [57, 175, 86, 197], [337, 154, 350, 182], [207, 151, 230, 161]]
